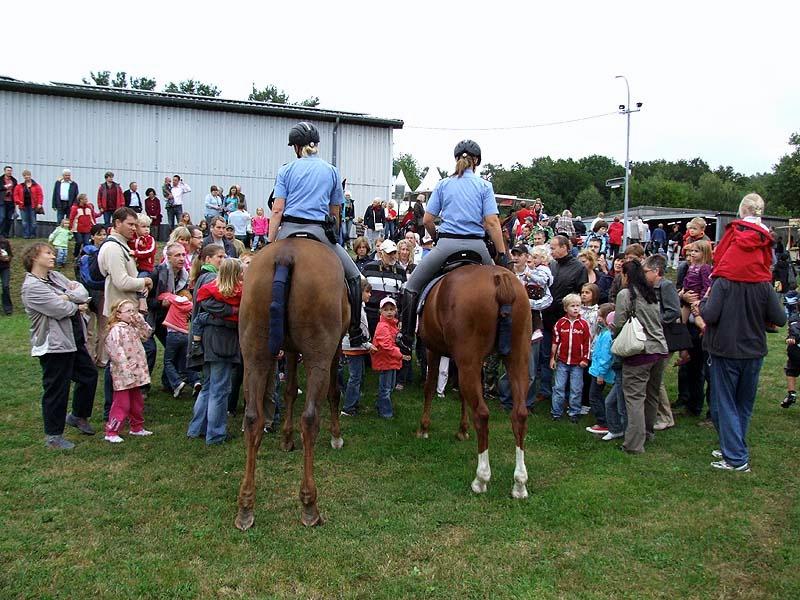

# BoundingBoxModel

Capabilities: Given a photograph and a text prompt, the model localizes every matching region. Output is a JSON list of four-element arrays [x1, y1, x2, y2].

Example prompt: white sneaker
[[104, 434, 124, 443], [711, 449, 723, 459], [580, 406, 591, 415], [601, 431, 624, 441], [531, 330, 544, 342], [129, 429, 153, 436], [711, 459, 751, 472], [437, 392, 445, 398], [173, 381, 186, 398]]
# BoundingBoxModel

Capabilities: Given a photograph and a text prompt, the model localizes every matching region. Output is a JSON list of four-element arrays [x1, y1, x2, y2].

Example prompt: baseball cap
[[379, 296, 397, 308], [510, 243, 529, 255], [379, 239, 397, 253]]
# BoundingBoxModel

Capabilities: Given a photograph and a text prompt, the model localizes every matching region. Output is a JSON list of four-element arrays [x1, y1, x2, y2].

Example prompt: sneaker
[[129, 429, 153, 437], [579, 406, 591, 415], [531, 329, 543, 342], [781, 392, 796, 408], [569, 415, 580, 423], [395, 384, 404, 391], [65, 413, 96, 435], [653, 421, 674, 431], [173, 381, 186, 398], [437, 392, 446, 399], [340, 410, 355, 417], [104, 434, 124, 443], [586, 424, 609, 434], [711, 459, 751, 472], [193, 382, 202, 397], [601, 431, 624, 441], [711, 449, 723, 459], [45, 435, 75, 450]]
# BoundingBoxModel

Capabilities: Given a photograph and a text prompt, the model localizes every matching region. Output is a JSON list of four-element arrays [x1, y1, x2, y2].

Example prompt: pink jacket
[[105, 314, 153, 391], [371, 316, 403, 371], [252, 215, 268, 235]]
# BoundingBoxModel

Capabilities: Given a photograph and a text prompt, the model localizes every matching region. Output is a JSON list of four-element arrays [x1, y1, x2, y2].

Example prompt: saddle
[[287, 231, 323, 243], [417, 250, 484, 314]]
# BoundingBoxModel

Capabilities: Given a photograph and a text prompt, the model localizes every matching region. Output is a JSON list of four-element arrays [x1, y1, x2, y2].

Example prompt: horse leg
[[505, 352, 529, 500], [235, 356, 274, 531], [458, 357, 491, 494], [328, 353, 344, 449], [280, 352, 299, 452], [456, 386, 470, 441], [299, 361, 329, 526], [417, 349, 440, 439]]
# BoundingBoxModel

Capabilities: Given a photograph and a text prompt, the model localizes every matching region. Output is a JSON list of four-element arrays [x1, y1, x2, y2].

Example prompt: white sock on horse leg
[[471, 449, 491, 494], [512, 446, 529, 499]]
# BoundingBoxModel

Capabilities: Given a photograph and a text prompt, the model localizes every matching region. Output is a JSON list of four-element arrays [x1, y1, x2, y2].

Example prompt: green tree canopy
[[249, 85, 320, 107], [392, 153, 422, 191], [163, 80, 221, 97], [83, 71, 156, 90]]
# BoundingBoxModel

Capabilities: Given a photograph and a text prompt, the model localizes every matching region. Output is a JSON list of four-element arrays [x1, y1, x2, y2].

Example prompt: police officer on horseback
[[269, 122, 367, 346], [398, 139, 508, 354]]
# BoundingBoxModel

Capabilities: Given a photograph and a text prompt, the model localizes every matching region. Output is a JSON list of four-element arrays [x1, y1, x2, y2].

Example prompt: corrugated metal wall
[[0, 90, 393, 223]]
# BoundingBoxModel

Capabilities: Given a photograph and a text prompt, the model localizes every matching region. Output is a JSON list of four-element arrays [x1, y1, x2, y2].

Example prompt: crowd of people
[[3, 132, 794, 475]]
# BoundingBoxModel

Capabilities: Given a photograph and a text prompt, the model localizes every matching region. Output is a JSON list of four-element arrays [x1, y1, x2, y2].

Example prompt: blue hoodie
[[588, 328, 615, 383]]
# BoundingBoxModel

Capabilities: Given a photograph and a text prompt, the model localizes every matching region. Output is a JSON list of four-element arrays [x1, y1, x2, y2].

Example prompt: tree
[[572, 186, 605, 218], [164, 80, 221, 97], [297, 96, 320, 107], [131, 77, 157, 91], [83, 70, 111, 86], [83, 71, 156, 90], [768, 132, 800, 215], [250, 85, 320, 107], [392, 153, 422, 191]]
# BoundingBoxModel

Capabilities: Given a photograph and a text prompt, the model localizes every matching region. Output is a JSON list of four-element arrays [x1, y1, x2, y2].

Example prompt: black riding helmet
[[453, 139, 481, 165], [288, 122, 320, 147]]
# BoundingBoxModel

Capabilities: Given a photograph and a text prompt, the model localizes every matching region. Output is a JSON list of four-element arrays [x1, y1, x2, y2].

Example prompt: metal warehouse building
[[0, 77, 403, 226]]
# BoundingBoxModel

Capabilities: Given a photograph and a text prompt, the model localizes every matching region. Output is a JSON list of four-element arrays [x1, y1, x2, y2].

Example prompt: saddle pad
[[417, 274, 447, 315]]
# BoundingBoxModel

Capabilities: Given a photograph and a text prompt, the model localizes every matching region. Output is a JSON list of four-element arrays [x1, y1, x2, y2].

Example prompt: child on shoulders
[[713, 193, 773, 284], [524, 247, 553, 341]]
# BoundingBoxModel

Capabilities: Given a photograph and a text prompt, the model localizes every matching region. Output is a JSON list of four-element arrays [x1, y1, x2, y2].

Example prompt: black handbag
[[659, 290, 692, 352]]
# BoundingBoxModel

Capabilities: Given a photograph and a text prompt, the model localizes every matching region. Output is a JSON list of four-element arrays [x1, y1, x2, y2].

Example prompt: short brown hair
[[624, 243, 645, 259], [22, 242, 53, 272], [112, 207, 137, 226]]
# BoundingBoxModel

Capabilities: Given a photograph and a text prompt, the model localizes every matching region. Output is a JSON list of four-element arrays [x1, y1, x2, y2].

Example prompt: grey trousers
[[277, 221, 360, 279], [405, 237, 493, 294], [622, 357, 668, 453]]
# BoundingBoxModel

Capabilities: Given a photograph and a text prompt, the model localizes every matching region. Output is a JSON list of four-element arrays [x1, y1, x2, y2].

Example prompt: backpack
[[78, 245, 105, 290]]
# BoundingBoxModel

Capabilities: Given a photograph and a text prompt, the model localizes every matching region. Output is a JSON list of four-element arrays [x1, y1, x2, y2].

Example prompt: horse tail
[[268, 251, 294, 357], [494, 270, 517, 356]]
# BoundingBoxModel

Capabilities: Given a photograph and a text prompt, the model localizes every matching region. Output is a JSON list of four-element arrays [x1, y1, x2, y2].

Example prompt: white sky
[[6, 0, 798, 177]]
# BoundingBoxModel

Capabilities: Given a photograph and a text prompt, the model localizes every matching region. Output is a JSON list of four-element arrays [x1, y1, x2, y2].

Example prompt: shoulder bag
[[659, 290, 692, 352], [611, 295, 647, 357]]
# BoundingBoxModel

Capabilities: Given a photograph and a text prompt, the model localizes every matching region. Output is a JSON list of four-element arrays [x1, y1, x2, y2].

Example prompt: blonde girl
[[680, 240, 713, 331], [104, 299, 154, 443], [580, 283, 601, 339]]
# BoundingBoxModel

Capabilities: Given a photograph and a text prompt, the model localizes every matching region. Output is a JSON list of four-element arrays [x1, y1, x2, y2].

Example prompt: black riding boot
[[346, 275, 367, 346], [398, 289, 418, 355]]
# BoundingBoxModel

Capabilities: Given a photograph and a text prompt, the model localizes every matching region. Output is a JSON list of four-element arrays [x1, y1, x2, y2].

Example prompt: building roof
[[0, 76, 404, 129]]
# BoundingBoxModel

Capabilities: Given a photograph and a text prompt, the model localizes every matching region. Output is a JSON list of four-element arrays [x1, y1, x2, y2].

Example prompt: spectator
[[78, 224, 109, 366], [549, 293, 591, 422], [203, 216, 237, 258], [555, 210, 576, 238], [148, 241, 190, 346], [123, 182, 143, 213], [362, 239, 406, 336], [352, 236, 372, 272], [204, 185, 224, 226], [341, 279, 373, 416], [371, 297, 408, 419], [539, 235, 588, 402], [13, 169, 44, 239], [223, 185, 241, 220], [613, 260, 669, 454], [385, 200, 398, 240], [52, 169, 79, 223], [0, 165, 17, 237], [224, 224, 246, 257], [179, 212, 192, 228], [169, 175, 191, 229], [162, 177, 174, 227], [578, 249, 612, 304], [186, 225, 204, 266], [228, 202, 251, 247], [144, 187, 163, 241], [48, 218, 72, 268], [363, 198, 385, 247], [0, 233, 12, 314], [585, 302, 616, 435], [130, 214, 157, 277], [68, 193, 98, 258], [651, 222, 667, 254], [342, 190, 355, 248], [396, 239, 415, 274], [21, 242, 98, 449], [97, 171, 124, 228], [608, 216, 624, 259], [250, 207, 268, 251], [667, 223, 683, 269], [157, 276, 199, 398]]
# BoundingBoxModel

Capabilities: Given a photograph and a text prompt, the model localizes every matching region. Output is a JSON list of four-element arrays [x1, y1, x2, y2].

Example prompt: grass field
[[1, 254, 799, 599]]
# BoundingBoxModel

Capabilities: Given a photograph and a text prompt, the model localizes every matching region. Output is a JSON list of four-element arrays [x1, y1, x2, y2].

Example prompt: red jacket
[[196, 279, 241, 322], [97, 182, 124, 212], [608, 221, 624, 245], [12, 181, 44, 210], [128, 234, 157, 273], [713, 219, 773, 283], [681, 231, 710, 257], [69, 203, 99, 233], [552, 316, 591, 365], [158, 292, 193, 334], [371, 315, 403, 371]]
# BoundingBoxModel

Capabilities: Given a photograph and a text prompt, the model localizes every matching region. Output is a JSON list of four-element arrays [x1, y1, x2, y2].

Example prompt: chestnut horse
[[416, 264, 532, 499], [235, 238, 347, 530]]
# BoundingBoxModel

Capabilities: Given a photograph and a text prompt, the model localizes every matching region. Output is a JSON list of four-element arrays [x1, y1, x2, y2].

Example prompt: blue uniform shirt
[[426, 169, 498, 236], [274, 156, 344, 221]]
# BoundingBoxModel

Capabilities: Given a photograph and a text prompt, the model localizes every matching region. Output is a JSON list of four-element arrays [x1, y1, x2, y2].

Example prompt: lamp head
[[619, 104, 626, 111]]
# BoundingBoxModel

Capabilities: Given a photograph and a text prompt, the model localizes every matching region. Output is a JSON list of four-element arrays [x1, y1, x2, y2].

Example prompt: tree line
[[394, 132, 800, 217], [81, 70, 319, 107]]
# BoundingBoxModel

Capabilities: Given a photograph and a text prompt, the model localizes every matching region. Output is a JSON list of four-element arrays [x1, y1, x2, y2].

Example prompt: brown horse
[[235, 238, 348, 530], [416, 264, 532, 499]]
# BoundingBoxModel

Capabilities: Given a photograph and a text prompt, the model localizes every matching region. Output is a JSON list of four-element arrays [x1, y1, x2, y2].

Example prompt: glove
[[497, 252, 510, 269]]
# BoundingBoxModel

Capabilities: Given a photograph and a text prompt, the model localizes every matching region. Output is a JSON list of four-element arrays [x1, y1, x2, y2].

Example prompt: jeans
[[376, 370, 396, 418], [589, 377, 607, 425], [55, 247, 67, 266], [538, 329, 554, 398], [250, 234, 267, 251], [604, 376, 626, 434], [103, 210, 114, 228], [166, 205, 179, 230], [397, 358, 413, 386], [20, 206, 36, 238], [343, 354, 366, 414], [163, 331, 198, 391], [499, 340, 540, 410], [187, 361, 233, 444], [39, 345, 98, 436], [0, 268, 11, 313], [708, 355, 763, 467], [551, 362, 584, 418], [56, 204, 71, 224], [385, 220, 396, 240], [73, 232, 90, 257], [0, 201, 14, 236]]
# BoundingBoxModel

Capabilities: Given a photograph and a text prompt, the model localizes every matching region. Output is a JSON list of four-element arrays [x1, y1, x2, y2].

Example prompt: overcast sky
[[6, 1, 798, 177]]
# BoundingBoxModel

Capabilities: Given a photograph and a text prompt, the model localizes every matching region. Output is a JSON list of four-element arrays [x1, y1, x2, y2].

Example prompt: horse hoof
[[235, 508, 255, 531], [511, 483, 529, 500], [301, 508, 324, 527], [280, 438, 295, 452], [416, 430, 429, 439], [471, 478, 488, 494], [455, 430, 470, 441], [330, 436, 344, 450]]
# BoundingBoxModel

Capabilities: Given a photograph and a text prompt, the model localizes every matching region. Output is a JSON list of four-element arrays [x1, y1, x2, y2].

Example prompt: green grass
[[1, 251, 799, 599]]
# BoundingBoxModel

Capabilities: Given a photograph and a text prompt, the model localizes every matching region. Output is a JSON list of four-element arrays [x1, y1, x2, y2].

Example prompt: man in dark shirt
[[1, 166, 17, 237]]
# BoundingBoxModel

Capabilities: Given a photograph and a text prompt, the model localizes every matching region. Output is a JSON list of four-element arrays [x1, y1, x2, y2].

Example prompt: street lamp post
[[615, 75, 642, 251]]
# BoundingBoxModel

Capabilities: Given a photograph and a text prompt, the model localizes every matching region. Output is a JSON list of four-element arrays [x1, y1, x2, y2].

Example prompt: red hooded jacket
[[196, 280, 241, 322], [713, 219, 773, 283], [13, 181, 44, 210], [608, 221, 624, 245]]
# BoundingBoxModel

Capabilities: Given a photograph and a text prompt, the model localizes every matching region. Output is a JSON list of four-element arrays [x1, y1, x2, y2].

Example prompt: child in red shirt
[[550, 293, 591, 422], [713, 193, 773, 283], [190, 258, 243, 354], [371, 296, 410, 419], [129, 214, 157, 313], [158, 289, 201, 397]]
